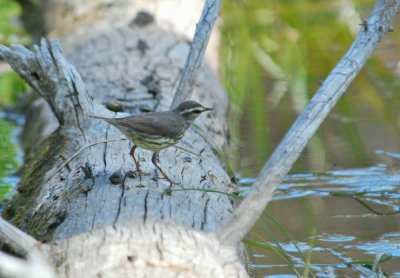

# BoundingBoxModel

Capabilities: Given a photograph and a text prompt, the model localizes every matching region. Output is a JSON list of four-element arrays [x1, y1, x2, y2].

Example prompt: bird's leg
[[151, 153, 176, 185], [129, 145, 148, 175]]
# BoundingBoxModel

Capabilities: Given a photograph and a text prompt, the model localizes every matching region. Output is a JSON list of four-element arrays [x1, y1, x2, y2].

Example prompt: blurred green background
[[220, 0, 400, 176], [0, 0, 29, 199]]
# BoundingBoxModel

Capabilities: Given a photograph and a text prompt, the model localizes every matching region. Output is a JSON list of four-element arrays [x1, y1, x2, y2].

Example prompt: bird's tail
[[89, 115, 115, 124], [89, 115, 108, 120]]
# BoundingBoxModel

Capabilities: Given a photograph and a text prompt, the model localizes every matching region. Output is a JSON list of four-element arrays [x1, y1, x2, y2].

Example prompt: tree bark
[[1, 0, 247, 277]]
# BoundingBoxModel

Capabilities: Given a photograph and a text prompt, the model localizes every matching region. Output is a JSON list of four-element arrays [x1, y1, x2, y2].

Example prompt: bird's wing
[[112, 112, 186, 138]]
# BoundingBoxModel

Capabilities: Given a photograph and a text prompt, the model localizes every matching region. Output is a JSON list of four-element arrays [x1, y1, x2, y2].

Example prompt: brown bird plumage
[[92, 101, 213, 183]]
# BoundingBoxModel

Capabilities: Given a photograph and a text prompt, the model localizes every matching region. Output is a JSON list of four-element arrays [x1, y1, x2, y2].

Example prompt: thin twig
[[43, 138, 126, 184], [170, 0, 221, 109], [167, 188, 242, 200], [173, 145, 200, 157], [217, 0, 400, 246]]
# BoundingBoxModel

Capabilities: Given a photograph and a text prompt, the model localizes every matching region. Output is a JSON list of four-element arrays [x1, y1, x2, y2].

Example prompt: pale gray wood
[[0, 0, 245, 276], [218, 0, 400, 246], [0, 250, 55, 278], [170, 0, 221, 109], [0, 39, 96, 128], [0, 23, 232, 241], [0, 218, 55, 278], [0, 217, 37, 256], [47, 219, 247, 277], [3, 0, 398, 276]]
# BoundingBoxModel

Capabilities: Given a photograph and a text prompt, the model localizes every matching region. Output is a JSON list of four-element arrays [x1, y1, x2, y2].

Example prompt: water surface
[[220, 0, 400, 276]]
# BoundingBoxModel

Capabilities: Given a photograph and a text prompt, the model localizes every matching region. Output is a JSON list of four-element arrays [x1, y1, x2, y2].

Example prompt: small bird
[[92, 101, 213, 183]]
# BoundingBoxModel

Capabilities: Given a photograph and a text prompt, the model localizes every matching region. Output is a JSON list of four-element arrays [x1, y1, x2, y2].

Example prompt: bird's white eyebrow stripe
[[181, 108, 202, 114]]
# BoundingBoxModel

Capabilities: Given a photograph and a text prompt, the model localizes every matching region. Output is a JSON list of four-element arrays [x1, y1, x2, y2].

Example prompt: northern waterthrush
[[92, 101, 213, 183]]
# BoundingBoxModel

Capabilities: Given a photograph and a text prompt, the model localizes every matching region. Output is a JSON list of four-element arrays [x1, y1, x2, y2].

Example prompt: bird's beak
[[204, 107, 213, 112]]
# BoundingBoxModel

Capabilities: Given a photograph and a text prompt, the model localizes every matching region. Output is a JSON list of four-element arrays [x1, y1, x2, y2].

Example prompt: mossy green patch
[[2, 128, 67, 241]]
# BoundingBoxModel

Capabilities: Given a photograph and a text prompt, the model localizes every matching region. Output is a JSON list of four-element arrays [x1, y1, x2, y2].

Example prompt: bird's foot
[[127, 168, 150, 178], [156, 173, 177, 186], [151, 153, 177, 186]]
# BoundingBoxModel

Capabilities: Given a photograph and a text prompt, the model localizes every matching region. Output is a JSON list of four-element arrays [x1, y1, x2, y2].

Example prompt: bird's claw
[[127, 169, 150, 178]]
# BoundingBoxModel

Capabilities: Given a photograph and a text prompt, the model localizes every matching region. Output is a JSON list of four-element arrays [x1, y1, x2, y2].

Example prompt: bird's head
[[173, 101, 213, 122]]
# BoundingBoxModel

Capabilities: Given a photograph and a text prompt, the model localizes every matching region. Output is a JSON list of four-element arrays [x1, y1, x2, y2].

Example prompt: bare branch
[[170, 0, 221, 109], [0, 218, 55, 277], [218, 0, 400, 246], [0, 250, 55, 278], [0, 217, 38, 256]]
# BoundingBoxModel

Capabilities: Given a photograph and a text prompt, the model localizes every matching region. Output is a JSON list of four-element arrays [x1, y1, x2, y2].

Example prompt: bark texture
[[1, 0, 246, 276], [45, 220, 245, 277], [4, 0, 233, 242]]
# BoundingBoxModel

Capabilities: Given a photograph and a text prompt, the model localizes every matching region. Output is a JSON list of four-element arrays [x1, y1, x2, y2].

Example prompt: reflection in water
[[357, 233, 400, 256], [243, 165, 400, 276], [317, 233, 356, 243]]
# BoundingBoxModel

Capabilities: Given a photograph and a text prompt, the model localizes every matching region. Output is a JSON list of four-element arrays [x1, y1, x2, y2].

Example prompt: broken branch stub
[[0, 39, 95, 129]]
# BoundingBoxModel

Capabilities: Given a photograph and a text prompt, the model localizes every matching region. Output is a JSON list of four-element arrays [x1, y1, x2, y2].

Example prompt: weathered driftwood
[[0, 217, 55, 278], [0, 216, 244, 278], [2, 0, 400, 277], [2, 0, 234, 240], [0, 0, 247, 277]]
